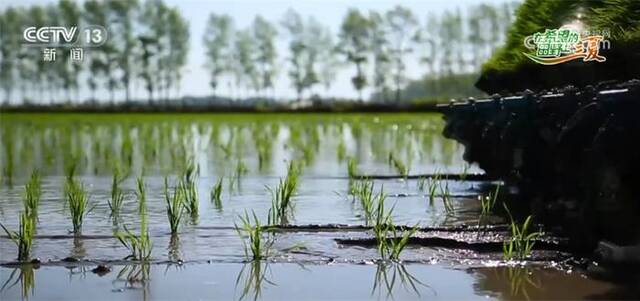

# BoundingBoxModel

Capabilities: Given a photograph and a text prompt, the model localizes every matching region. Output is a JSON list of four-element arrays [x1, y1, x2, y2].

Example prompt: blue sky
[[5, 0, 512, 101]]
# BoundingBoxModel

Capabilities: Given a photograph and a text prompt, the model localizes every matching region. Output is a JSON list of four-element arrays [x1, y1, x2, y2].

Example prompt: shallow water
[[0, 113, 635, 299]]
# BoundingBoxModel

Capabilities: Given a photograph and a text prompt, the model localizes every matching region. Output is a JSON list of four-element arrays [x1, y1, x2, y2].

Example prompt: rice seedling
[[115, 212, 153, 261], [182, 180, 199, 220], [235, 160, 249, 177], [367, 186, 417, 260], [347, 157, 358, 178], [438, 180, 455, 214], [23, 170, 41, 219], [164, 178, 185, 234], [211, 178, 223, 209], [353, 179, 376, 224], [108, 169, 126, 217], [337, 139, 347, 162], [267, 162, 300, 225], [135, 176, 146, 215], [64, 158, 77, 184], [388, 152, 408, 179], [0, 212, 35, 261], [426, 174, 441, 206], [386, 224, 418, 261], [2, 133, 14, 186], [481, 185, 501, 216], [65, 179, 91, 234], [502, 203, 543, 260], [235, 211, 274, 261]]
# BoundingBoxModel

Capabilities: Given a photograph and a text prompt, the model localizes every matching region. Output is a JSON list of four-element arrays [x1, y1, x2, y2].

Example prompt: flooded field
[[0, 113, 636, 300]]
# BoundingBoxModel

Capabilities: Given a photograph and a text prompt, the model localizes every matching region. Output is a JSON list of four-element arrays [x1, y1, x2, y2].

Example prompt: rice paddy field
[[0, 113, 634, 300]]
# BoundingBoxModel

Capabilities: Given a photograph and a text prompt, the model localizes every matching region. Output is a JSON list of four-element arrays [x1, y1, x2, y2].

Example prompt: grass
[[23, 170, 41, 220], [502, 203, 543, 260], [0, 212, 35, 261], [108, 169, 126, 217], [235, 211, 274, 261], [115, 211, 153, 261], [164, 177, 185, 234], [267, 162, 300, 226], [65, 179, 91, 234], [211, 178, 223, 209]]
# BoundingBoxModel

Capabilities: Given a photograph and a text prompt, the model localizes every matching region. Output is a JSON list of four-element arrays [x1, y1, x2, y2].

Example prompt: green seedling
[[502, 203, 543, 260], [66, 179, 91, 234], [438, 179, 454, 214], [115, 211, 153, 261], [267, 162, 299, 225], [0, 212, 35, 261], [211, 178, 223, 209], [23, 170, 41, 219], [108, 170, 126, 217], [347, 157, 358, 179], [235, 211, 274, 261], [164, 178, 184, 234]]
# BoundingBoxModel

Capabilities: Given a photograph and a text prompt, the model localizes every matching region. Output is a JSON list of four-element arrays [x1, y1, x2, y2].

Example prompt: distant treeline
[[0, 0, 188, 106], [0, 0, 518, 107]]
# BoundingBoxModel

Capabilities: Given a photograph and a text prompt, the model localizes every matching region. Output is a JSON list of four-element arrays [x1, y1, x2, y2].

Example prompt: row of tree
[[204, 2, 518, 102], [0, 1, 518, 105], [0, 0, 189, 105]]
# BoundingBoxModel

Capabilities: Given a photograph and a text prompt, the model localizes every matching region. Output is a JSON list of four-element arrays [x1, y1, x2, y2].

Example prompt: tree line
[[204, 2, 518, 103], [0, 0, 188, 105], [0, 1, 518, 105]]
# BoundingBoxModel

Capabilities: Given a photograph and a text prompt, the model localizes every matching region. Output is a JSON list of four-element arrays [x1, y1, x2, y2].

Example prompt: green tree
[[83, 0, 108, 103], [385, 6, 418, 102], [369, 11, 391, 102], [109, 0, 139, 103], [281, 10, 327, 101], [252, 16, 278, 97], [233, 29, 258, 96], [58, 0, 82, 103], [316, 24, 340, 97], [166, 8, 189, 100], [0, 8, 23, 104], [203, 13, 234, 96], [338, 9, 372, 102]]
